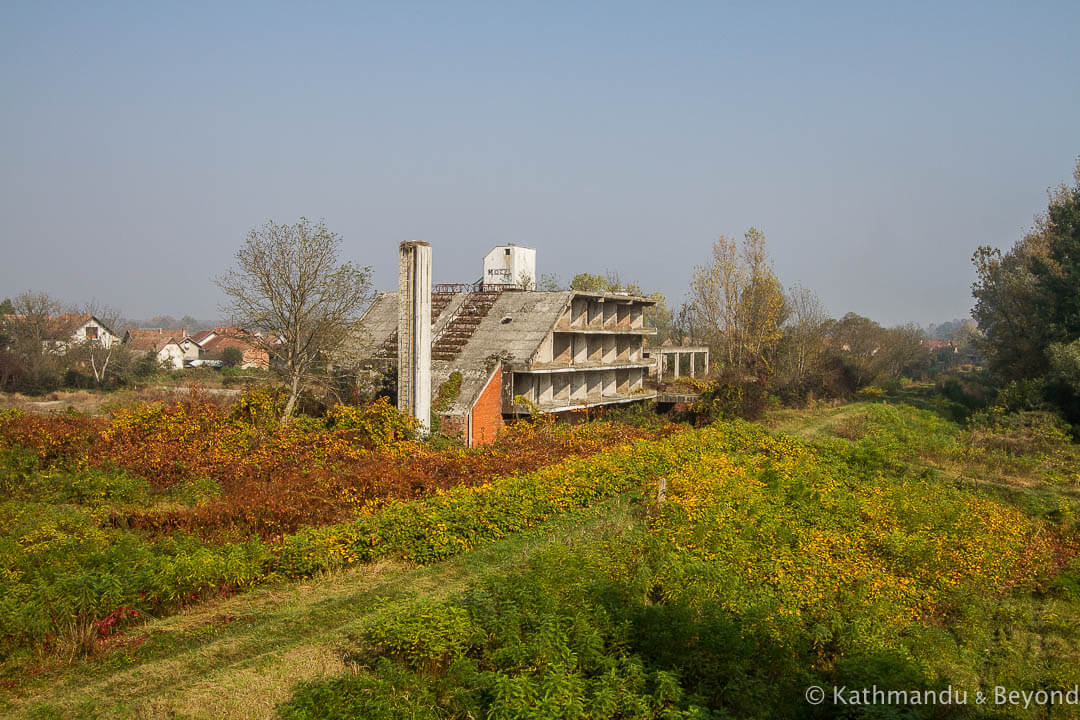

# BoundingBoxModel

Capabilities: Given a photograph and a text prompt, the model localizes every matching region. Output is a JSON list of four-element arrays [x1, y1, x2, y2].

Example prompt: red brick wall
[[470, 364, 505, 447], [439, 414, 466, 441], [242, 348, 270, 370]]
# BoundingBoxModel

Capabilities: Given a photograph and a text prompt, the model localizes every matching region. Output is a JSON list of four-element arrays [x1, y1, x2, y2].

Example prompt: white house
[[124, 329, 191, 370], [54, 314, 122, 349], [176, 336, 202, 364]]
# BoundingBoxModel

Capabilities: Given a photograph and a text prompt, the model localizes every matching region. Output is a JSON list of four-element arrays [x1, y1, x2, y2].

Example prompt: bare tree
[[673, 301, 700, 345], [0, 292, 66, 392], [216, 218, 375, 421], [516, 270, 535, 290], [537, 273, 563, 291], [73, 300, 122, 384], [781, 284, 829, 383]]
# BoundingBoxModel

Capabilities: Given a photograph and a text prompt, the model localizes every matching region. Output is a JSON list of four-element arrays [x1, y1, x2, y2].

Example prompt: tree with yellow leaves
[[687, 228, 786, 376]]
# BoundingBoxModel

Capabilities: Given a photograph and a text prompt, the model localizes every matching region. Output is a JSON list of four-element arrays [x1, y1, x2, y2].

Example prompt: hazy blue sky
[[2, 1, 1077, 326]]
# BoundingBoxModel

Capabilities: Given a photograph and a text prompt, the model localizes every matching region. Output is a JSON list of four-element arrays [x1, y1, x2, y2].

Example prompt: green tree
[[569, 272, 609, 292], [0, 298, 14, 315], [219, 346, 244, 368], [971, 242, 1048, 380], [972, 158, 1080, 418], [827, 312, 886, 388]]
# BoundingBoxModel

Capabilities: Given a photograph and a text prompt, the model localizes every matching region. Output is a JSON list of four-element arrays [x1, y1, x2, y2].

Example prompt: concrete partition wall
[[538, 375, 554, 405], [571, 298, 587, 327], [603, 336, 616, 363], [587, 371, 602, 400], [535, 334, 553, 363], [553, 375, 571, 404], [570, 372, 587, 402], [573, 335, 588, 364], [588, 301, 603, 327], [552, 334, 572, 364], [603, 303, 616, 328], [514, 373, 535, 404], [631, 369, 644, 393], [587, 335, 602, 362], [602, 370, 617, 397]]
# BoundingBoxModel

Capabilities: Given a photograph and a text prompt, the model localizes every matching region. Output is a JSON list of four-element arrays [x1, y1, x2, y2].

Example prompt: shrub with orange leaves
[[1, 390, 672, 541]]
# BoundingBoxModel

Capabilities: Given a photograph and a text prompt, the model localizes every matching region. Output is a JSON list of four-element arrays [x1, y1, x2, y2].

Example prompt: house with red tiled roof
[[52, 314, 122, 349], [2, 313, 121, 352], [189, 329, 217, 346], [199, 333, 270, 370], [123, 328, 198, 370]]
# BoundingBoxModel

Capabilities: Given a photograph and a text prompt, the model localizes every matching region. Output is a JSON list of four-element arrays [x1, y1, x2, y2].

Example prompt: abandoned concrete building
[[350, 244, 657, 447]]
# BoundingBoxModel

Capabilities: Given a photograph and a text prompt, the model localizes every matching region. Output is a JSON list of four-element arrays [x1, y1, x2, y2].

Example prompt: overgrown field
[[277, 404, 1080, 719], [3, 397, 1080, 718], [0, 391, 672, 674]]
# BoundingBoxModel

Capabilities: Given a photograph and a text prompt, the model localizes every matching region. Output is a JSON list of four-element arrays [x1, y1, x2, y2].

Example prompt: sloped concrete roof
[[351, 292, 400, 358], [433, 291, 572, 414]]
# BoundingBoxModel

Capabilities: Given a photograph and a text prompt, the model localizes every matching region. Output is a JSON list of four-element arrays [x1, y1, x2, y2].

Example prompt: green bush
[[0, 497, 269, 661], [348, 599, 478, 673], [432, 372, 462, 413], [281, 547, 712, 720], [220, 346, 244, 368], [280, 661, 438, 720], [0, 455, 150, 507], [689, 371, 768, 423]]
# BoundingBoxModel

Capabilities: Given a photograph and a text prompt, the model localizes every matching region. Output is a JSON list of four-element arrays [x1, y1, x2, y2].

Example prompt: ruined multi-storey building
[[351, 245, 657, 447]]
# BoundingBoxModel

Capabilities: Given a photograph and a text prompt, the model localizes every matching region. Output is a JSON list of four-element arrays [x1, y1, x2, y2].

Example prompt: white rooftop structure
[[482, 245, 536, 289]]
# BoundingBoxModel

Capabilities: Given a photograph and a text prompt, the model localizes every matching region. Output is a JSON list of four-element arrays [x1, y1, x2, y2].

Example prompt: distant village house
[[52, 314, 122, 350], [123, 329, 197, 370]]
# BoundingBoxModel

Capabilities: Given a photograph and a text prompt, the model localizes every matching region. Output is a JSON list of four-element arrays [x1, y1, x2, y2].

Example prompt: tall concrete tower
[[397, 241, 432, 433]]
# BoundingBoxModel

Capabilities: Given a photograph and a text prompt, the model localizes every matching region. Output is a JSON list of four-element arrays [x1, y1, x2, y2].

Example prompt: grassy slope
[[771, 400, 1080, 711], [1, 497, 639, 719], [771, 400, 1080, 513], [7, 399, 1079, 719], [763, 402, 868, 440]]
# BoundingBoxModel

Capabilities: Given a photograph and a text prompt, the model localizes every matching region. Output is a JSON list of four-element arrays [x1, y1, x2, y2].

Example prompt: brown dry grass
[[0, 386, 240, 417]]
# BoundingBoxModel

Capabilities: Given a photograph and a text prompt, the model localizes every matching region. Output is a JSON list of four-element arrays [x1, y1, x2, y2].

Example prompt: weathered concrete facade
[[653, 344, 710, 379], [504, 291, 656, 414], [351, 279, 656, 447]]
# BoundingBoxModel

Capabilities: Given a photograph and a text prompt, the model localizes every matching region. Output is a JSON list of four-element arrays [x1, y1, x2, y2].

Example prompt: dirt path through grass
[[1, 497, 638, 719], [764, 403, 866, 440]]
